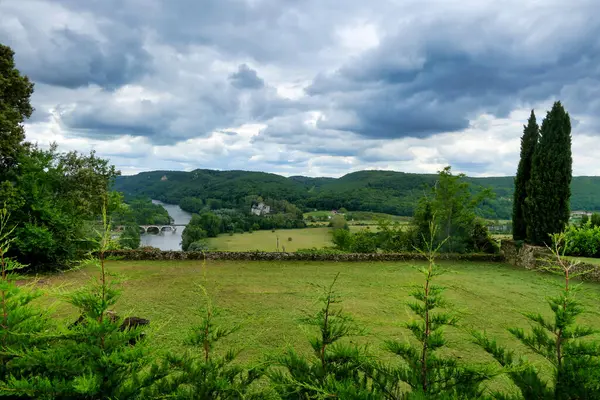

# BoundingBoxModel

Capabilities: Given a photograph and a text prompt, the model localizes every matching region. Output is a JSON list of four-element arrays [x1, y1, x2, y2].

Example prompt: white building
[[251, 202, 271, 216]]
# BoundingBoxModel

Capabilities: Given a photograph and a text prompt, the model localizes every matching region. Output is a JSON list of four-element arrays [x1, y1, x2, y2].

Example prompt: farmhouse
[[251, 202, 271, 216]]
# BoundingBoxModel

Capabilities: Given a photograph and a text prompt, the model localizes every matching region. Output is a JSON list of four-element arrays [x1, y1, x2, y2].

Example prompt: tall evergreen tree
[[0, 44, 33, 179], [526, 102, 572, 245], [512, 110, 538, 240]]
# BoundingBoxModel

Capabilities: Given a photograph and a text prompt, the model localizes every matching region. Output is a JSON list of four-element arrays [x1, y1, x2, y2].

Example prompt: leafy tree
[[580, 214, 589, 227], [119, 225, 141, 249], [374, 222, 488, 399], [412, 167, 495, 254], [349, 230, 378, 253], [187, 240, 210, 252], [512, 110, 538, 240], [269, 273, 377, 398], [0, 44, 34, 178], [591, 212, 600, 228], [6, 145, 119, 269], [474, 232, 600, 399], [182, 224, 208, 251], [331, 229, 354, 251], [526, 102, 572, 245], [329, 214, 349, 230]]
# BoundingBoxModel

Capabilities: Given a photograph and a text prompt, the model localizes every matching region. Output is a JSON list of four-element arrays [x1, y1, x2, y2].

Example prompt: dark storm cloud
[[5, 0, 600, 176], [229, 64, 265, 90], [30, 28, 152, 89], [308, 15, 600, 139], [0, 7, 153, 90]]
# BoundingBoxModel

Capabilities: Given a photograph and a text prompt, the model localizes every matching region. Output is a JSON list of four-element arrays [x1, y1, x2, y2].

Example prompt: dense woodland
[[114, 169, 600, 220]]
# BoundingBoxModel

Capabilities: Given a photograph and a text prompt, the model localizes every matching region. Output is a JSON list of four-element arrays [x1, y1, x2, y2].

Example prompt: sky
[[1, 0, 599, 178]]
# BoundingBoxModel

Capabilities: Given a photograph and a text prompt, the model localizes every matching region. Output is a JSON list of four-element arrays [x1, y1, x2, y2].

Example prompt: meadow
[[40, 259, 600, 375]]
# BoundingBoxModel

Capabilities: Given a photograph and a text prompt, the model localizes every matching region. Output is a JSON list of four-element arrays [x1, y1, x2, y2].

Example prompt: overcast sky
[[2, 0, 599, 177]]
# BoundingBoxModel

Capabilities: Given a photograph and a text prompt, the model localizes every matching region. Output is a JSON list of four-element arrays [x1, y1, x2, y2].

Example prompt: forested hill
[[113, 169, 600, 219]]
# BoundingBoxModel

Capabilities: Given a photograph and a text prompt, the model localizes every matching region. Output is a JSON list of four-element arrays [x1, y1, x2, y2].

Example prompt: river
[[140, 200, 192, 250]]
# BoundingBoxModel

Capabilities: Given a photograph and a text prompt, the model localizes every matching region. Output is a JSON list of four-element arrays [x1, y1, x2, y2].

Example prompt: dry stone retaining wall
[[104, 250, 504, 262], [501, 239, 600, 282]]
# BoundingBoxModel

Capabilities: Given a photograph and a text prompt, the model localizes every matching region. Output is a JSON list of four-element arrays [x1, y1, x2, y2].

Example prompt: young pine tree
[[512, 111, 538, 241], [31, 205, 154, 399], [473, 232, 600, 399], [376, 222, 488, 399], [141, 284, 266, 399], [269, 273, 377, 399], [525, 102, 572, 245], [0, 209, 61, 397]]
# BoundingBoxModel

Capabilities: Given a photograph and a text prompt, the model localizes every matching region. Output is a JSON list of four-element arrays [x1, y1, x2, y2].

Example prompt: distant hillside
[[113, 169, 600, 219]]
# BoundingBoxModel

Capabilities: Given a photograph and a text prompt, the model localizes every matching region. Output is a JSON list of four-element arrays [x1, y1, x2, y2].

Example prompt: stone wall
[[104, 250, 505, 262], [501, 239, 600, 282]]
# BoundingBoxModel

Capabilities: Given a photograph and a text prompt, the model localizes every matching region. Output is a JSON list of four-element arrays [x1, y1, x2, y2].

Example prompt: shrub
[[119, 224, 141, 249], [188, 240, 210, 252], [563, 222, 600, 257], [181, 225, 208, 251], [331, 228, 353, 251], [349, 230, 378, 253], [287, 237, 292, 242]]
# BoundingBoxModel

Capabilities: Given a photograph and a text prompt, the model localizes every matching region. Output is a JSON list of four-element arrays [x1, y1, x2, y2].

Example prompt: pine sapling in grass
[[473, 232, 600, 399], [51, 204, 154, 399], [377, 221, 488, 399], [0, 208, 62, 397], [142, 283, 266, 399], [269, 273, 379, 399]]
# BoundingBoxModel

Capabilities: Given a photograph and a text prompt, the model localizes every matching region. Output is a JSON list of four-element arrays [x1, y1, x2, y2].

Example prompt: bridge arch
[[146, 226, 160, 234]]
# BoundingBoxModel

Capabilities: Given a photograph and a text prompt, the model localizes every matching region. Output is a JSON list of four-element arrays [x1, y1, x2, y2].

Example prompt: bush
[[188, 240, 210, 252], [287, 237, 292, 242], [331, 228, 353, 251], [563, 223, 600, 257], [181, 225, 208, 251], [119, 225, 141, 249], [349, 230, 378, 253]]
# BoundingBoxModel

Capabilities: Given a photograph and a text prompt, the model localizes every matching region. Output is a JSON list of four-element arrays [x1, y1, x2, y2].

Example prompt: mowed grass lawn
[[206, 227, 334, 251], [207, 226, 377, 251], [38, 259, 600, 380]]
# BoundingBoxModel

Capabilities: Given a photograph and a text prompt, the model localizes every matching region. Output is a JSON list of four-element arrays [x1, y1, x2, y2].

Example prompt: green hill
[[113, 169, 600, 219]]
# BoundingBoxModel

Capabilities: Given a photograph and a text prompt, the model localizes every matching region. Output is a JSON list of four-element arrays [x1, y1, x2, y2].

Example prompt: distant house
[[160, 175, 168, 181], [251, 202, 271, 216], [571, 211, 592, 218]]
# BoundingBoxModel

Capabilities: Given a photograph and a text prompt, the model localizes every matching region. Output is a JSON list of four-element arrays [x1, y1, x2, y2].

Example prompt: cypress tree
[[512, 110, 538, 240], [526, 102, 572, 245]]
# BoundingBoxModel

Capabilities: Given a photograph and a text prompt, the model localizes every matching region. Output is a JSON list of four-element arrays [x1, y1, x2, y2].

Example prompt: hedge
[[104, 249, 505, 262]]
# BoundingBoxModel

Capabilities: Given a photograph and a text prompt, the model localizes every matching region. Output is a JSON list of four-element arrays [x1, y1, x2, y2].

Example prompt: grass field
[[39, 259, 600, 383], [206, 226, 377, 251], [206, 227, 334, 251]]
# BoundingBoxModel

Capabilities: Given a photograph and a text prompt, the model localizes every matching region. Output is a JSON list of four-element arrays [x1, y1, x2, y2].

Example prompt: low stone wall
[[104, 250, 505, 262], [501, 239, 600, 282]]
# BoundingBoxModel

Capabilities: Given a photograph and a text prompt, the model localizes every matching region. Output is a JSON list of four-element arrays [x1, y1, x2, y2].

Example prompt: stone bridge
[[116, 224, 187, 234]]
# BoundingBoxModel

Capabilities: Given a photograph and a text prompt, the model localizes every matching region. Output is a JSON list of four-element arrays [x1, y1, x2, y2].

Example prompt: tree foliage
[[0, 44, 33, 177], [526, 102, 572, 245], [115, 169, 591, 220], [512, 110, 538, 240], [374, 223, 488, 399], [269, 273, 377, 399], [474, 232, 600, 399]]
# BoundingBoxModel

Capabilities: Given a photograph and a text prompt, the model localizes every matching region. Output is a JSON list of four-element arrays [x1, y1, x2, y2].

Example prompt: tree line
[[114, 169, 600, 222], [329, 167, 498, 255]]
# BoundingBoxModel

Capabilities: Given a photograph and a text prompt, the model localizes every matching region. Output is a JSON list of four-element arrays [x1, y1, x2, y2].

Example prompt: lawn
[[39, 259, 600, 381], [206, 227, 335, 251], [206, 226, 382, 251]]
